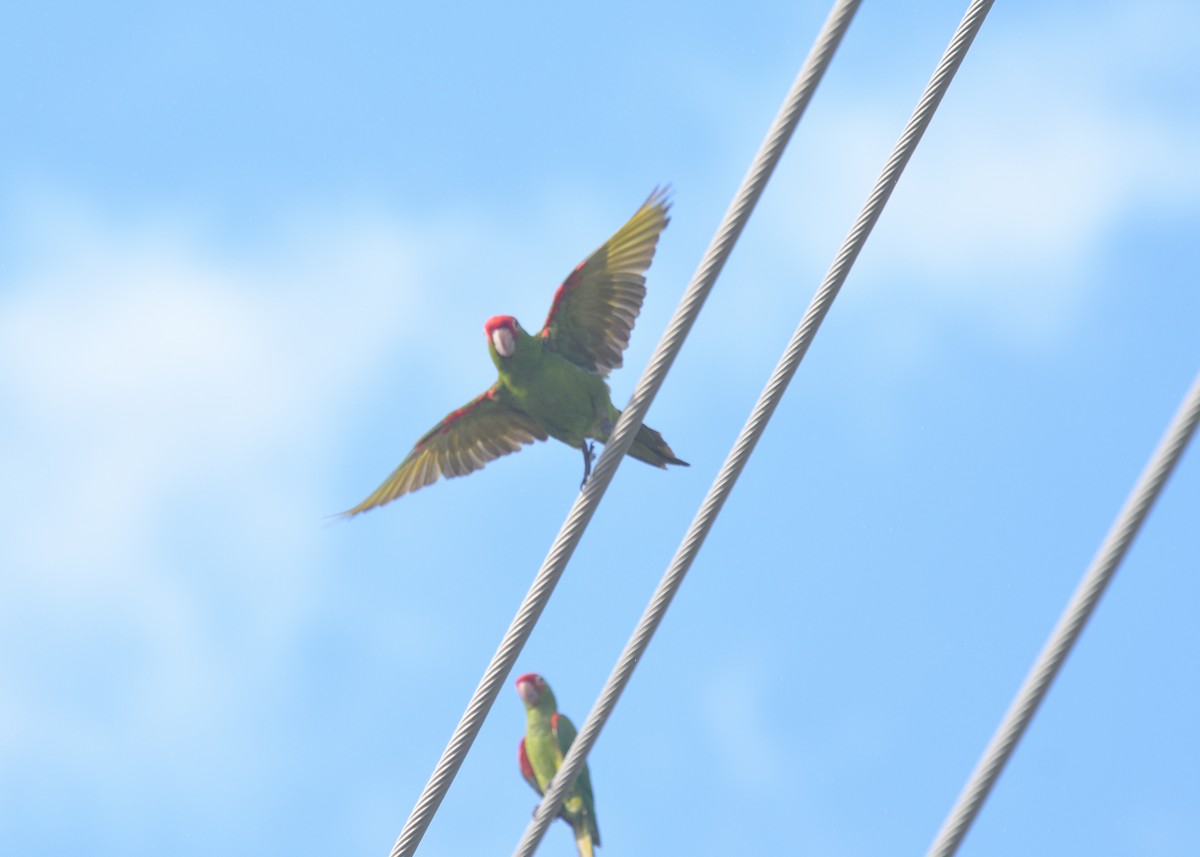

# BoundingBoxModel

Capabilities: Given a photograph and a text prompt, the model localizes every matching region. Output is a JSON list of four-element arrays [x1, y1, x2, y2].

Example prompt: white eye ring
[[492, 326, 516, 358]]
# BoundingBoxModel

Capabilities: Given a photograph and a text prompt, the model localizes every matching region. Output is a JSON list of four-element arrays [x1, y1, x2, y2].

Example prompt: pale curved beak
[[491, 326, 516, 358], [516, 677, 540, 706]]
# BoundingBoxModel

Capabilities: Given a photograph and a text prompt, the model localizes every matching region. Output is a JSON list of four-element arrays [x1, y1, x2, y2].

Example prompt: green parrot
[[516, 672, 601, 857], [343, 188, 686, 516]]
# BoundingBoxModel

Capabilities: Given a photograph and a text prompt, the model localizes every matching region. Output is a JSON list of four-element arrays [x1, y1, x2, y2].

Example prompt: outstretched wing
[[540, 187, 671, 375], [518, 737, 543, 796], [342, 384, 547, 516]]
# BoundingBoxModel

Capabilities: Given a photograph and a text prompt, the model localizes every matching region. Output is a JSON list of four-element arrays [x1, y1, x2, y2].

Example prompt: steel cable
[[925, 367, 1200, 857]]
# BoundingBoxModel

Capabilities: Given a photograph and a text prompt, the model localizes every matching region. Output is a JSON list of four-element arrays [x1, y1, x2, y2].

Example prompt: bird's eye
[[492, 326, 516, 358]]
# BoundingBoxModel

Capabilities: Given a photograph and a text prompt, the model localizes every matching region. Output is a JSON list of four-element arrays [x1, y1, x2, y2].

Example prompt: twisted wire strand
[[385, 3, 861, 854], [514, 1, 996, 854], [925, 367, 1200, 857]]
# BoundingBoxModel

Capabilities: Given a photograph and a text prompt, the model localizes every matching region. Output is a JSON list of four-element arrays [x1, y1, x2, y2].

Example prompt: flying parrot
[[516, 673, 601, 857], [342, 188, 686, 516]]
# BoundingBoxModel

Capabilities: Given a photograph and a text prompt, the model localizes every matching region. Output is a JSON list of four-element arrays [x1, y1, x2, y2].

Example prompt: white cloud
[[0, 192, 421, 774], [758, 0, 1200, 347]]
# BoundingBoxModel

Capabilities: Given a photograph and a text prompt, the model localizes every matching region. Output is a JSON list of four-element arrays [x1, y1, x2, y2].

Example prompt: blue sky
[[2, 1, 1198, 855]]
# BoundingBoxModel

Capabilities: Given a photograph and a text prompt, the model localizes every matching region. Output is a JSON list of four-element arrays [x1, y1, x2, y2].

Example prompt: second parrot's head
[[515, 672, 557, 711], [485, 315, 522, 360]]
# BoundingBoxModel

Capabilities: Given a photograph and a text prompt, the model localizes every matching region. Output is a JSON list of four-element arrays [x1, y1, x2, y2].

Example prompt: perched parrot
[[516, 673, 601, 857], [342, 188, 686, 516]]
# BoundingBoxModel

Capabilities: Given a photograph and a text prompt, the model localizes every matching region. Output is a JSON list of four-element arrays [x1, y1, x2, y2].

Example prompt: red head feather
[[485, 315, 517, 336]]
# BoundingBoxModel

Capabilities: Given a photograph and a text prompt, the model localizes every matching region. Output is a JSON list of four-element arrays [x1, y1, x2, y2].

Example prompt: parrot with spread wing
[[516, 673, 601, 857], [342, 188, 686, 516]]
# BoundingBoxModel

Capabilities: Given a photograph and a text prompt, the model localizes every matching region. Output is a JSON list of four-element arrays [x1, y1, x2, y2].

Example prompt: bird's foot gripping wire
[[580, 441, 596, 488]]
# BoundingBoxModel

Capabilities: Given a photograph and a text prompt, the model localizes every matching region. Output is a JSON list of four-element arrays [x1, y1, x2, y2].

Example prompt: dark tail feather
[[628, 423, 688, 469]]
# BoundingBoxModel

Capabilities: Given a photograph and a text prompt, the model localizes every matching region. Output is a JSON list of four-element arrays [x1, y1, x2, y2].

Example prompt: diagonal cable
[[925, 366, 1200, 857], [513, 1, 996, 854], [384, 2, 860, 854]]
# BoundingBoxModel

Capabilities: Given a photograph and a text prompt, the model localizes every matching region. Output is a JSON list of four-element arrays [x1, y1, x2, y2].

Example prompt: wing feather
[[550, 711, 577, 759], [518, 737, 543, 796], [341, 384, 547, 516], [540, 188, 671, 375], [550, 711, 599, 844]]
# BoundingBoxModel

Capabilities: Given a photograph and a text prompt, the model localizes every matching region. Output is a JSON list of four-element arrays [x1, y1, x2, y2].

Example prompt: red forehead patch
[[485, 315, 517, 335]]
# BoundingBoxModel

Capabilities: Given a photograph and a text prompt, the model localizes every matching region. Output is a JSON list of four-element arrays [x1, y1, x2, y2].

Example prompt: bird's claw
[[580, 441, 595, 489]]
